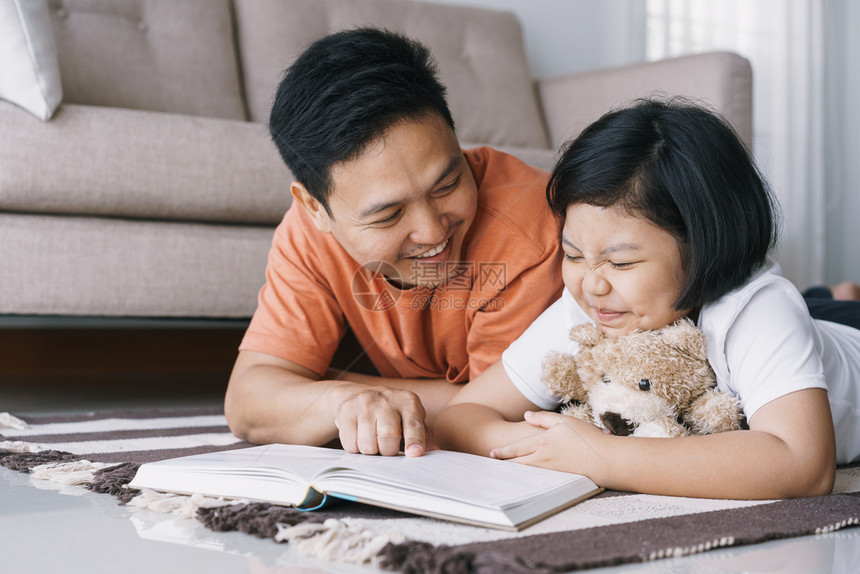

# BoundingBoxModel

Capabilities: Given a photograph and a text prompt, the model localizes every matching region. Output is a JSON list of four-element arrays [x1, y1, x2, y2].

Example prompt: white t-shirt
[[502, 263, 860, 464]]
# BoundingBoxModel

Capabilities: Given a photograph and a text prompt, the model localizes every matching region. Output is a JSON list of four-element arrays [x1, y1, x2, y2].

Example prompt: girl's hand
[[490, 411, 609, 479]]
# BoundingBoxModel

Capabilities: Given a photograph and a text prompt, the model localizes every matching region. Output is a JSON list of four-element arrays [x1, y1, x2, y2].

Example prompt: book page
[[130, 444, 346, 505], [310, 447, 598, 527], [313, 448, 581, 507]]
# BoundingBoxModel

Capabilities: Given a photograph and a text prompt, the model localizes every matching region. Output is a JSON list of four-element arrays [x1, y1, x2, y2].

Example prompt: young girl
[[435, 99, 860, 500]]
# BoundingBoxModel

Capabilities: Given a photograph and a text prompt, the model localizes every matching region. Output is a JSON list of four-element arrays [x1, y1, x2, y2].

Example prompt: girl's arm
[[434, 361, 545, 455], [490, 387, 836, 499]]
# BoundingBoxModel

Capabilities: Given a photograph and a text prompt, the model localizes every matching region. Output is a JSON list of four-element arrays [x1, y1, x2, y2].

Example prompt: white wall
[[429, 0, 647, 79]]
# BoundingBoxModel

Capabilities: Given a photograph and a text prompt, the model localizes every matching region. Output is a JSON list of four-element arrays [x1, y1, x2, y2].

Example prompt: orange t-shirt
[[240, 147, 563, 383]]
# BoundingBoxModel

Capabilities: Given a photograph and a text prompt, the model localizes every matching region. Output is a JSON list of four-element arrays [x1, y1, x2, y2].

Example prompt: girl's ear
[[291, 181, 332, 233]]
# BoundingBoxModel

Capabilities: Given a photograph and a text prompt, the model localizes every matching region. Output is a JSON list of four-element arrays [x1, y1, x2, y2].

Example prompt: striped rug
[[2, 407, 860, 573]]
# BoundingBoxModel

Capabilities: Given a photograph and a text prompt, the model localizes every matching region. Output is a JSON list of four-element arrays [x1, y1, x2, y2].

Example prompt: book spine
[[296, 487, 328, 511]]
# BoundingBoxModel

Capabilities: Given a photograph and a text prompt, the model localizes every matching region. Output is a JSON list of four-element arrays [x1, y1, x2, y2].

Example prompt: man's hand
[[334, 386, 427, 456], [226, 351, 453, 454]]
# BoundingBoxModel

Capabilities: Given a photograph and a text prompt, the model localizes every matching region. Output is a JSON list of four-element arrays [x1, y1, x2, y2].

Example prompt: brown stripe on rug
[[378, 493, 860, 573], [6, 407, 225, 424], [83, 443, 254, 464], [13, 425, 233, 444]]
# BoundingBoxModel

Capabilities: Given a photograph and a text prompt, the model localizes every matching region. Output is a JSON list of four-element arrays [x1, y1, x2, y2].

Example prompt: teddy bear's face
[[573, 325, 717, 437]]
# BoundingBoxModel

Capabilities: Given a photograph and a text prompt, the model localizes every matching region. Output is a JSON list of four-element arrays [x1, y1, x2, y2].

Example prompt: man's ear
[[290, 181, 331, 233]]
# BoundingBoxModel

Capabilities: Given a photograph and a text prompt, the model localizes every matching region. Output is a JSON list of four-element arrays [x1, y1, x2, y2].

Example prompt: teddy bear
[[541, 319, 744, 438]]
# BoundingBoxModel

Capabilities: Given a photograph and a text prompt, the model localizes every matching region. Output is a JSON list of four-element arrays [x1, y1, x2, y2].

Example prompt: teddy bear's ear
[[660, 319, 707, 361], [541, 351, 588, 403], [569, 323, 603, 348]]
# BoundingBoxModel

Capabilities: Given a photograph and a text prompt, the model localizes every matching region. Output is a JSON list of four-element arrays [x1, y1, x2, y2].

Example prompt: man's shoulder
[[271, 203, 352, 277], [275, 203, 335, 248], [465, 146, 549, 195], [464, 147, 557, 256]]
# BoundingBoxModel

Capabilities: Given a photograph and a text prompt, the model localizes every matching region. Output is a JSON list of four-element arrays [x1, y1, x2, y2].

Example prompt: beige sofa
[[0, 0, 752, 320]]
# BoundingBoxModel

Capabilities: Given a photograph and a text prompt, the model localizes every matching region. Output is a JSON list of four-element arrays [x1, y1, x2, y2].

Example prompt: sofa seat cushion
[[0, 213, 272, 317], [0, 102, 292, 225], [47, 0, 246, 120], [234, 0, 549, 150]]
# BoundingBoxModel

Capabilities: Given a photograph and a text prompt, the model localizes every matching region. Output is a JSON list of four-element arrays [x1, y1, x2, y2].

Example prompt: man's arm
[[224, 350, 457, 455]]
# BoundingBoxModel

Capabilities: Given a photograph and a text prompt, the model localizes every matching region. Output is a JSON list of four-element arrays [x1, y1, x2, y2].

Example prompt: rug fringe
[[0, 448, 81, 472], [0, 440, 47, 454], [30, 459, 115, 486], [380, 541, 551, 574], [276, 518, 408, 565], [646, 536, 736, 561], [0, 412, 29, 430], [128, 488, 238, 520], [815, 517, 860, 534], [88, 462, 141, 503], [198, 501, 323, 539]]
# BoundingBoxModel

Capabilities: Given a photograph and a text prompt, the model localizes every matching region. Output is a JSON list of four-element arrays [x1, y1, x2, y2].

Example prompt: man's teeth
[[415, 239, 448, 258]]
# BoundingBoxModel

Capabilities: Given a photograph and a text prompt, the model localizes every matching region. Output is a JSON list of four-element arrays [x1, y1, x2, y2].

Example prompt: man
[[224, 28, 562, 457]]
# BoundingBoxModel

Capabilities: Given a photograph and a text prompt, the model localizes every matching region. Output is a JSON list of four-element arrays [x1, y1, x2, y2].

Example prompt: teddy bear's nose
[[601, 412, 635, 436]]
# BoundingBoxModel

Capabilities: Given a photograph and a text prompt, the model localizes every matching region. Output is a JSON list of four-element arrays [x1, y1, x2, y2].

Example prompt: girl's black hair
[[547, 98, 779, 310], [269, 27, 455, 215]]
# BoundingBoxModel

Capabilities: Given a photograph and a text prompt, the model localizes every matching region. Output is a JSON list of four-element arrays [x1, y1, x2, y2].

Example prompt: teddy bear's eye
[[639, 379, 651, 391], [602, 374, 611, 384]]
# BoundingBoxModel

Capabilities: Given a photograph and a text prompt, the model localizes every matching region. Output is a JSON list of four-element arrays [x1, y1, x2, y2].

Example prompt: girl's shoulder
[[698, 262, 811, 355], [699, 262, 828, 418], [701, 261, 799, 321]]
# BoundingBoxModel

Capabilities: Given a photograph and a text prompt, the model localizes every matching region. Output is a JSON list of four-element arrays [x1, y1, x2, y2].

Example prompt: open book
[[128, 444, 601, 531]]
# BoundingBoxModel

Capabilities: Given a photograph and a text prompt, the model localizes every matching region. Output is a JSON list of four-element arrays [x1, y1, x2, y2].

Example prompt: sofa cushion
[[538, 52, 754, 149], [46, 0, 245, 120], [234, 0, 549, 150], [0, 102, 291, 225], [0, 213, 272, 317], [0, 0, 62, 120]]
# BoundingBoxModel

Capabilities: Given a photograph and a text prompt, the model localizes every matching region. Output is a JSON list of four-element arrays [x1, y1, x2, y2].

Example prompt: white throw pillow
[[0, 0, 62, 120]]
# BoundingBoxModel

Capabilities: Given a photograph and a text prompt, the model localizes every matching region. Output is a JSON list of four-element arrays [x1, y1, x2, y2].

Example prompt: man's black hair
[[269, 27, 455, 214], [546, 98, 779, 310]]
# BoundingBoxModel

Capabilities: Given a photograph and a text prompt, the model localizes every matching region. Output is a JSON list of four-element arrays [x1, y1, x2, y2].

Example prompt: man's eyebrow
[[358, 199, 401, 220], [432, 155, 464, 188], [357, 155, 463, 220]]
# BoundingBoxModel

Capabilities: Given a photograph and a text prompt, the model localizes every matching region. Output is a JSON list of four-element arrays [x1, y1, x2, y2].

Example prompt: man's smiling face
[[296, 112, 478, 289]]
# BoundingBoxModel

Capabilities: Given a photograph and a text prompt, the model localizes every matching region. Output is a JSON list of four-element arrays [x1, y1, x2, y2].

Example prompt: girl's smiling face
[[562, 203, 691, 337]]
